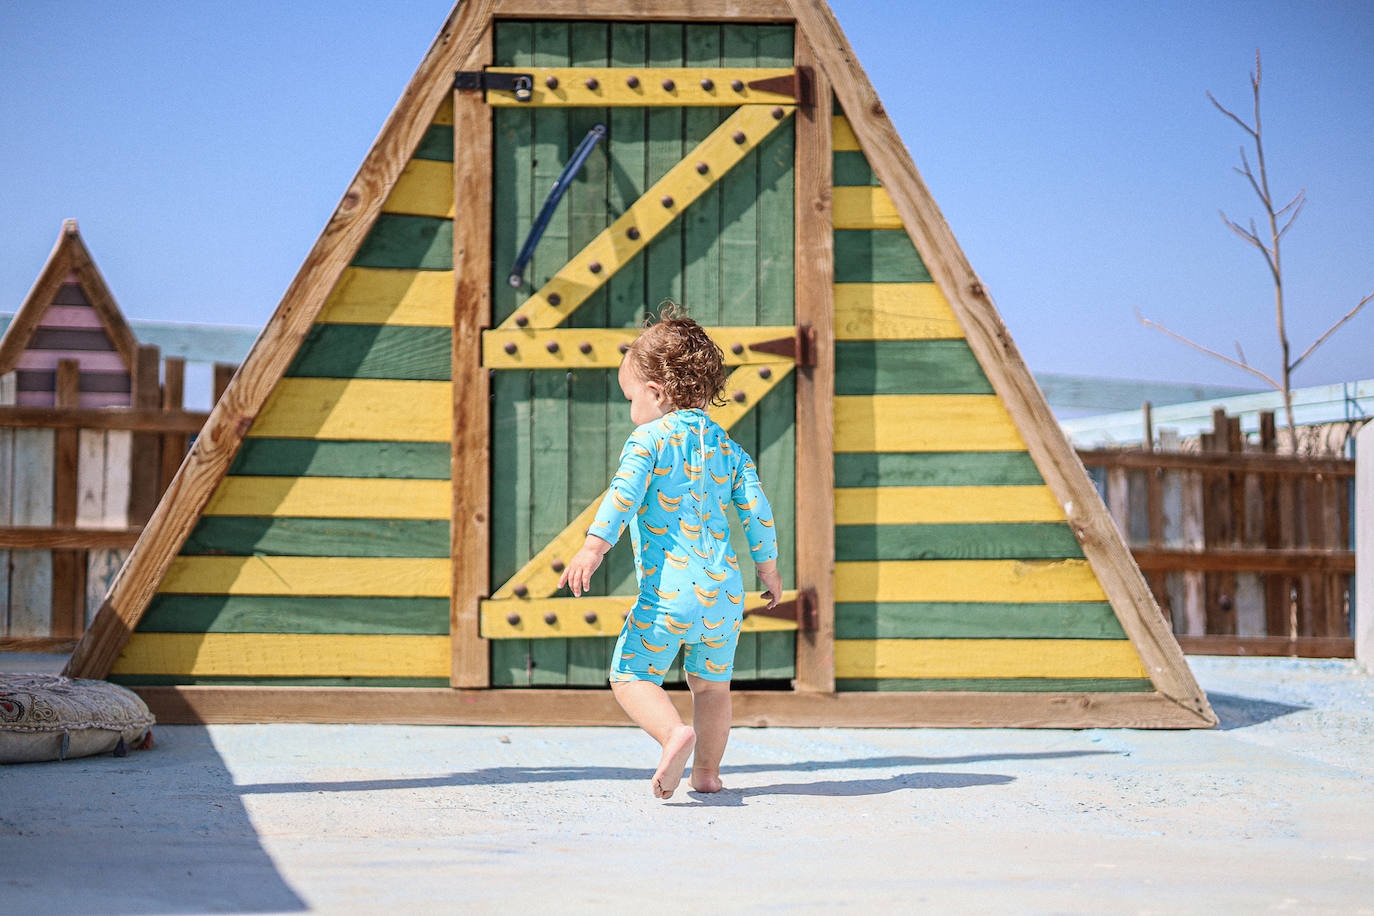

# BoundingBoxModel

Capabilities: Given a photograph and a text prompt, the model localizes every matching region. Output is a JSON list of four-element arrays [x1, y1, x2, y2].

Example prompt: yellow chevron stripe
[[833, 186, 902, 230], [204, 477, 451, 520], [381, 159, 453, 219], [836, 559, 1106, 603], [833, 282, 962, 341], [111, 633, 449, 677], [247, 379, 450, 442], [315, 268, 452, 327], [834, 395, 1026, 452], [157, 556, 449, 597], [834, 486, 1065, 525]]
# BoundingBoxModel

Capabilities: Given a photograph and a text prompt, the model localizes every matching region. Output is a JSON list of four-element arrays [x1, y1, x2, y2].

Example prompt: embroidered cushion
[[0, 674, 154, 764]]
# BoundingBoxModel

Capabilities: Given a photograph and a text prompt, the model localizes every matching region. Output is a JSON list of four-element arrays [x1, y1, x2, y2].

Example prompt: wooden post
[[451, 27, 494, 688], [1356, 421, 1373, 671], [792, 31, 835, 693], [1142, 401, 1154, 452], [212, 362, 236, 403], [51, 359, 83, 638], [128, 344, 162, 526], [160, 356, 186, 491]]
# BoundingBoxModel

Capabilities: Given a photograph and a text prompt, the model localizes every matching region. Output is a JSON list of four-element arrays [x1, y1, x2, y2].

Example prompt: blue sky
[[2, 1, 1371, 390]]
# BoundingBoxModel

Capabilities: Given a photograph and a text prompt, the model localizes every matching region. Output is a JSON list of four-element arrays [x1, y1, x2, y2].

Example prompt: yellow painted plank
[[835, 559, 1108, 603], [834, 638, 1148, 680], [432, 95, 453, 126], [833, 115, 860, 151], [315, 268, 453, 327], [480, 592, 800, 638], [381, 159, 454, 219], [501, 105, 794, 329], [834, 395, 1027, 453], [483, 326, 796, 369], [158, 556, 450, 597], [832, 186, 902, 230], [834, 486, 1066, 525], [493, 363, 794, 599], [247, 379, 451, 442], [204, 477, 451, 520], [833, 282, 963, 340], [484, 67, 797, 107], [112, 633, 449, 677]]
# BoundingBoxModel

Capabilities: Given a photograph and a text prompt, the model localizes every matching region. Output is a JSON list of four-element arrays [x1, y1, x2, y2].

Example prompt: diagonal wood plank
[[498, 104, 795, 330]]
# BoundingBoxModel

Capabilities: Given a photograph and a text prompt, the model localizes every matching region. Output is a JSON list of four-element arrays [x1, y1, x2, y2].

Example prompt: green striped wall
[[831, 107, 1147, 694]]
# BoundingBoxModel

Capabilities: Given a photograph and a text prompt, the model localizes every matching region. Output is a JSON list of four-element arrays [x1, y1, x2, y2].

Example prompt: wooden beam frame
[[491, 0, 794, 22], [64, 0, 499, 679], [792, 29, 834, 693], [787, 0, 1214, 727], [133, 685, 1211, 729], [452, 26, 495, 688]]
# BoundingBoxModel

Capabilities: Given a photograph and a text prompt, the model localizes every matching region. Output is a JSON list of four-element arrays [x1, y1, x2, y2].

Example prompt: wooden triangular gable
[[65, 0, 1214, 728], [1, 220, 140, 407]]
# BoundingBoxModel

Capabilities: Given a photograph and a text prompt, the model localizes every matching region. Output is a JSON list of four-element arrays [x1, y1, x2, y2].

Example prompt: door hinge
[[455, 70, 534, 101], [747, 324, 816, 367]]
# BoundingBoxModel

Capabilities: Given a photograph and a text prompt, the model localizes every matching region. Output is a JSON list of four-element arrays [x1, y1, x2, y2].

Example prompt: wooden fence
[[0, 345, 234, 650], [1081, 409, 1357, 657]]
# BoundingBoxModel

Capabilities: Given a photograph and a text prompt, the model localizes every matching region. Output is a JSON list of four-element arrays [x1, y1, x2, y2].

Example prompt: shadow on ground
[[2, 727, 306, 915], [1206, 691, 1309, 730], [233, 750, 1112, 796]]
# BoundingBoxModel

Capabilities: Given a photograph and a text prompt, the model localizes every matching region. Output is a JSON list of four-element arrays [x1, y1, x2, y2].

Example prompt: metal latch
[[454, 70, 534, 101]]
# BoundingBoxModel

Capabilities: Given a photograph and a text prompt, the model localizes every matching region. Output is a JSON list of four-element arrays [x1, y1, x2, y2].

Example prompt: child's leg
[[685, 672, 730, 793], [610, 679, 696, 799]]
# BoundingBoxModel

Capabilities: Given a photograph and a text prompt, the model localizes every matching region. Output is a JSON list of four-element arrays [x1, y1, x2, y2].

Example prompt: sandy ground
[[2, 656, 1372, 915]]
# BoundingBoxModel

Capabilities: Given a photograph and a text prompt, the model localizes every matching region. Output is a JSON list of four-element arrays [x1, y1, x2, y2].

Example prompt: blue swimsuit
[[589, 407, 778, 684]]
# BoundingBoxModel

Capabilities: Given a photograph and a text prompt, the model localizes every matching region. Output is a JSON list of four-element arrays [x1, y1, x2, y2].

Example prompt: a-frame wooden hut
[[65, 0, 1216, 728], [1, 220, 139, 409]]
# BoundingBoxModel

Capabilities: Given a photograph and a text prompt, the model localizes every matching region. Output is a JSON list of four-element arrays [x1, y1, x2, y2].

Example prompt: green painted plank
[[228, 439, 451, 480], [566, 636, 616, 685], [834, 522, 1085, 562], [413, 124, 454, 162], [833, 229, 930, 283], [835, 677, 1155, 693], [139, 594, 449, 635], [110, 675, 450, 688], [527, 20, 574, 686], [834, 451, 1046, 488], [643, 22, 686, 309], [755, 631, 795, 679], [490, 641, 530, 687], [286, 325, 451, 381], [833, 601, 1126, 639], [833, 150, 880, 187], [835, 339, 994, 395], [568, 20, 612, 601], [732, 631, 759, 682], [603, 22, 649, 598], [182, 517, 451, 558], [351, 215, 453, 270], [682, 24, 725, 325]]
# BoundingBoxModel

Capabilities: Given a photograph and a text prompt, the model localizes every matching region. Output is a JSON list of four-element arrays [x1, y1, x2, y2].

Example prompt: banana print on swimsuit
[[590, 407, 777, 686]]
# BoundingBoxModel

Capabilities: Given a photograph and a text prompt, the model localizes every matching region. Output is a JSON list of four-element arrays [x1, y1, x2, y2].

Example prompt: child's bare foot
[[651, 725, 696, 798], [689, 769, 723, 793]]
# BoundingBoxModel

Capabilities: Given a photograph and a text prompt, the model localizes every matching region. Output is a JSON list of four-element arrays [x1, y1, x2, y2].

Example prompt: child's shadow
[[668, 771, 1014, 807]]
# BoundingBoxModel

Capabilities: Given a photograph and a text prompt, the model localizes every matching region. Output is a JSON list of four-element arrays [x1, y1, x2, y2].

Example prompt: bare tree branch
[[1276, 188, 1305, 217], [1278, 197, 1306, 238], [1290, 291, 1374, 371], [1136, 309, 1282, 389], [1207, 90, 1257, 136], [1238, 148, 1269, 205]]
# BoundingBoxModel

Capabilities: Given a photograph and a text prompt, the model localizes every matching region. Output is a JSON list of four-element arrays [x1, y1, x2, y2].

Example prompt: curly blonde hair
[[625, 301, 727, 409]]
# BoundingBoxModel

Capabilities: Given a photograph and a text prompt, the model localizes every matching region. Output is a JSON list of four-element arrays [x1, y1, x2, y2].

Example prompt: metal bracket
[[747, 65, 812, 107], [742, 587, 817, 631], [746, 324, 816, 367], [454, 70, 534, 102]]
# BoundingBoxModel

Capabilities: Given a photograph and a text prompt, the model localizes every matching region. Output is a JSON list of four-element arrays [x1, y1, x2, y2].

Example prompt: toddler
[[557, 304, 782, 799]]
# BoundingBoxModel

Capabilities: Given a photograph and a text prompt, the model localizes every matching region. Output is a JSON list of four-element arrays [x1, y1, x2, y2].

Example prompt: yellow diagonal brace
[[499, 104, 795, 330], [484, 68, 796, 107], [483, 326, 796, 370], [479, 592, 800, 639], [491, 361, 796, 600]]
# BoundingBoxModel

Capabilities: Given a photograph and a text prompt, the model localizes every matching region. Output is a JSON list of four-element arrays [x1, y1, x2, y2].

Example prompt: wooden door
[[470, 20, 804, 687]]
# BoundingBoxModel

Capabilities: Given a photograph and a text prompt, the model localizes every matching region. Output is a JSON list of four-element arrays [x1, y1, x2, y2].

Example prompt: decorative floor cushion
[[0, 674, 155, 764]]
